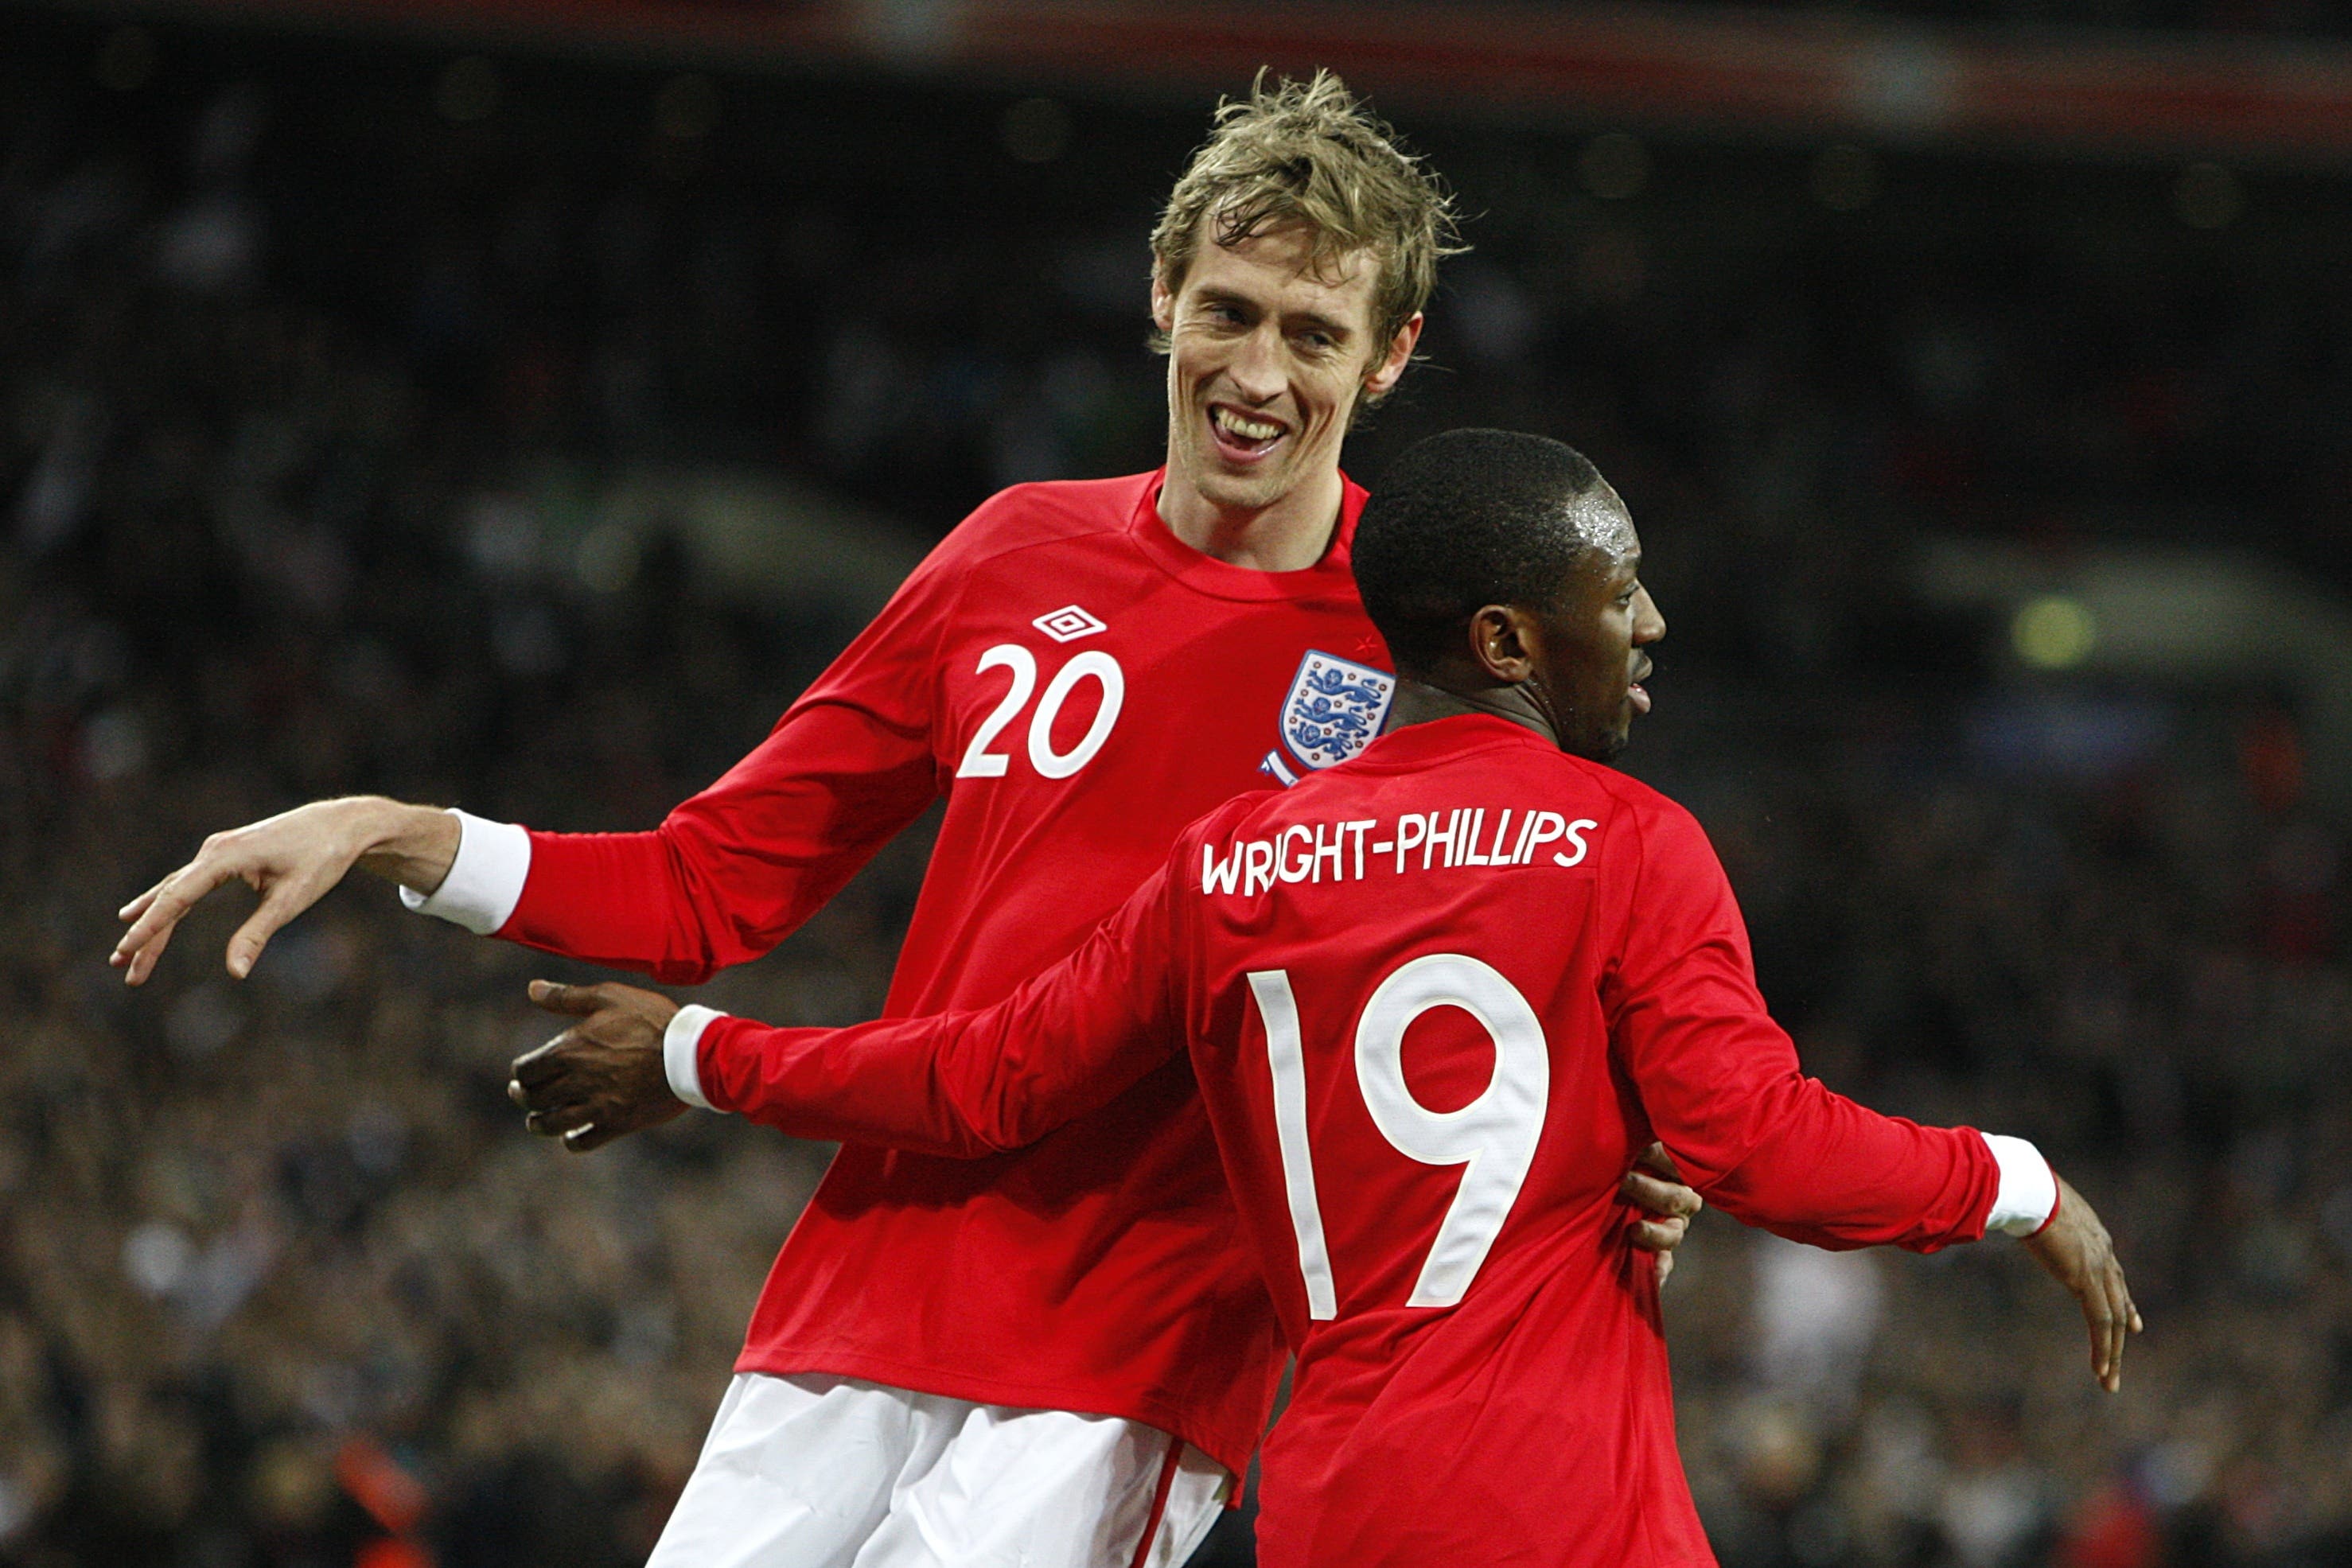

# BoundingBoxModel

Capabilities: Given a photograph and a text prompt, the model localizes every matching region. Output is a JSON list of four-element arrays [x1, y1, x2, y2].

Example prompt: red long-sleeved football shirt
[[489, 470, 1396, 1476], [689, 714, 2004, 1566]]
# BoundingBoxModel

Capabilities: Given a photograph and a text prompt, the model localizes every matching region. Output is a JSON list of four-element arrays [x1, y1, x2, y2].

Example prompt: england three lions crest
[[1261, 650, 1396, 787]]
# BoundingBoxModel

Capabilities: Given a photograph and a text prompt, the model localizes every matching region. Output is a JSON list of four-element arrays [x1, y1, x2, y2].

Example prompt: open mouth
[[1629, 659, 1654, 715], [1208, 403, 1288, 464]]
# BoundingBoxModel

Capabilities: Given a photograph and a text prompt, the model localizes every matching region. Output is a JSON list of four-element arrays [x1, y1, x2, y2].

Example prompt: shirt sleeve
[[481, 527, 972, 984], [399, 810, 530, 934], [1604, 802, 2000, 1253], [684, 850, 1192, 1157]]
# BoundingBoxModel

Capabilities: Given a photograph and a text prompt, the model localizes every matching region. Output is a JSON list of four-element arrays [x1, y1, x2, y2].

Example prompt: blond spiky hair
[[1151, 70, 1463, 394]]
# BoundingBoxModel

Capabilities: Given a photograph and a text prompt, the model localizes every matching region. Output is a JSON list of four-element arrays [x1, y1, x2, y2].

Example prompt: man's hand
[[112, 798, 458, 986], [1622, 1142, 1703, 1284], [508, 981, 688, 1153], [2023, 1172, 2142, 1392]]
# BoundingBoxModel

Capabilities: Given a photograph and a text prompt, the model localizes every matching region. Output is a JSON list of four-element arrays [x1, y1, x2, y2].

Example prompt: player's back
[[1171, 711, 1715, 1566]]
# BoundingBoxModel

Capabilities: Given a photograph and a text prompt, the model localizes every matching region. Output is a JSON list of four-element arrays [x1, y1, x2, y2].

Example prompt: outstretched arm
[[509, 857, 1194, 1158], [1609, 804, 2138, 1385], [113, 797, 459, 986], [109, 512, 979, 989]]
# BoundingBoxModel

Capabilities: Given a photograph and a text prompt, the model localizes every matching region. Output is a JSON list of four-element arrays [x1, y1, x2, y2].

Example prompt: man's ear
[[1362, 312, 1423, 403], [1467, 604, 1538, 685], [1150, 268, 1176, 337]]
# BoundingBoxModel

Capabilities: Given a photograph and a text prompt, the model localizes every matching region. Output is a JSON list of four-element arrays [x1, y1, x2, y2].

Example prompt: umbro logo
[[1032, 605, 1106, 643]]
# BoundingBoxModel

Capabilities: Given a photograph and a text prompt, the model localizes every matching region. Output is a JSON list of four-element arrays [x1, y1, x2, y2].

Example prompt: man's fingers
[[224, 885, 309, 980], [1627, 1216, 1689, 1254], [2081, 1293, 2115, 1387], [2072, 1256, 2132, 1391], [524, 1100, 596, 1139], [123, 922, 177, 986], [2106, 1267, 2136, 1390], [563, 1121, 623, 1154], [528, 980, 609, 1018], [112, 863, 234, 983], [114, 874, 196, 955], [508, 1072, 586, 1116], [511, 1037, 574, 1089], [2089, 1249, 2133, 1391], [1634, 1142, 1687, 1185], [1620, 1169, 1703, 1220]]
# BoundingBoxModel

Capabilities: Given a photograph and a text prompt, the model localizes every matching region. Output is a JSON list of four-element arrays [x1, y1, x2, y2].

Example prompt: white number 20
[[1251, 955, 1550, 1317], [955, 644, 1126, 780]]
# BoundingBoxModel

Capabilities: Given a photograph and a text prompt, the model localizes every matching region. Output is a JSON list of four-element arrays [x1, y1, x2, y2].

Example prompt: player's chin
[[1192, 453, 1288, 509]]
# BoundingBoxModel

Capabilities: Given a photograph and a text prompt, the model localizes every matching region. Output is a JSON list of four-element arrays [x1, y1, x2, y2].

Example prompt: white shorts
[[645, 1372, 1232, 1568]]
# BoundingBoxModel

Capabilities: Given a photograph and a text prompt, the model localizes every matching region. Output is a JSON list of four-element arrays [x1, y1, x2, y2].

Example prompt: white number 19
[[1249, 954, 1550, 1317]]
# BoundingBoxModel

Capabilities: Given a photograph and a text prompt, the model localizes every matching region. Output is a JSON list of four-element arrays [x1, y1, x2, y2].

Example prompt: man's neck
[[1384, 675, 1558, 747], [1155, 462, 1346, 573]]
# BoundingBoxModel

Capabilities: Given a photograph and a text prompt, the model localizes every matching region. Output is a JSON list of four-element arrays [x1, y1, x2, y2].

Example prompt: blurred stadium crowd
[[3, 10, 2350, 1567]]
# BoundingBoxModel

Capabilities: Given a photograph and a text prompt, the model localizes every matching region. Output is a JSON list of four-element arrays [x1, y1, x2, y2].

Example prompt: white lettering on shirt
[[1202, 807, 1605, 897], [1276, 824, 1314, 884]]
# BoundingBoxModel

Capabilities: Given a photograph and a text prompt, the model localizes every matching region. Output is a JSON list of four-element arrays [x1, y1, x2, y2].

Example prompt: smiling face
[[1152, 220, 1419, 527], [1525, 491, 1665, 761]]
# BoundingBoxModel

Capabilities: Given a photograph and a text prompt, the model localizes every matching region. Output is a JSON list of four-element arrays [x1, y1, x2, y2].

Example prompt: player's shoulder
[[1548, 756, 1722, 877], [1555, 753, 1685, 821], [933, 473, 1154, 569], [1174, 788, 1275, 852]]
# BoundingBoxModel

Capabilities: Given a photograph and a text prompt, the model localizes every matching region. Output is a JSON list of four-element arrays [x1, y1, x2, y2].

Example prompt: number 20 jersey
[[498, 471, 1389, 1477]]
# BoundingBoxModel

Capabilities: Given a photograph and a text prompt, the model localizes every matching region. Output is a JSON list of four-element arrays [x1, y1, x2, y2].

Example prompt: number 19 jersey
[[690, 711, 2006, 1565]]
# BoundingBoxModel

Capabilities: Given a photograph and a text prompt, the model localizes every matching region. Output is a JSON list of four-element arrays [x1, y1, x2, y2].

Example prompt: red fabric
[[2059, 1485, 2163, 1568], [334, 1436, 428, 1535], [702, 714, 2001, 1566], [499, 470, 1383, 1477]]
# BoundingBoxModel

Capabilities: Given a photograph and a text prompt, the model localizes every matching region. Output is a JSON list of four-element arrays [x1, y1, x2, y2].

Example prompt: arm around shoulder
[[689, 854, 1195, 1156]]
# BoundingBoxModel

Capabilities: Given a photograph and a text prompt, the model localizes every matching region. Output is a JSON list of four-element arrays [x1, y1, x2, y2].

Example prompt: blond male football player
[[114, 76, 1698, 1566]]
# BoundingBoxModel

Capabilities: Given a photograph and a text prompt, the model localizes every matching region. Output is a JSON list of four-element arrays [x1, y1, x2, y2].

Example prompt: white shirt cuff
[[1980, 1133, 2058, 1236], [397, 810, 530, 936], [664, 1005, 725, 1112]]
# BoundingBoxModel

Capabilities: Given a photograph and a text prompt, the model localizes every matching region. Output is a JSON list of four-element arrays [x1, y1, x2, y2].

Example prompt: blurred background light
[[2011, 595, 2098, 669]]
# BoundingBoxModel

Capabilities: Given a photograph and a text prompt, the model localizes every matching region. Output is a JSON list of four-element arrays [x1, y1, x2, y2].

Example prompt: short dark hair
[[1353, 429, 1615, 675]]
